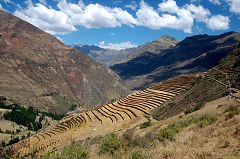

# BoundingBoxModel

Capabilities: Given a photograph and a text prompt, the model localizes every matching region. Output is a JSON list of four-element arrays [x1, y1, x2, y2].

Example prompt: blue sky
[[0, 0, 240, 49]]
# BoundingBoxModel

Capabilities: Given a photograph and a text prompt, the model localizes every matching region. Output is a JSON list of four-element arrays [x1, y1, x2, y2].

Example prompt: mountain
[[111, 32, 240, 89], [70, 44, 105, 58], [71, 36, 178, 66], [0, 10, 129, 114]]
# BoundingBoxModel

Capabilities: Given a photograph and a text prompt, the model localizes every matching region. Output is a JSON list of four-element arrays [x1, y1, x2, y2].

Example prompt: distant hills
[[0, 10, 129, 113], [110, 32, 240, 89], [71, 36, 178, 66]]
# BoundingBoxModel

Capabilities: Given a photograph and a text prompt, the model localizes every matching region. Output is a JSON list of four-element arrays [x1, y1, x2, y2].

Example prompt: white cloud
[[158, 0, 179, 13], [98, 41, 137, 50], [226, 0, 240, 15], [207, 15, 230, 30], [185, 4, 210, 22], [57, 0, 138, 28], [136, 0, 193, 33], [14, 3, 76, 35], [11, 0, 230, 35], [125, 1, 138, 11], [209, 0, 222, 5]]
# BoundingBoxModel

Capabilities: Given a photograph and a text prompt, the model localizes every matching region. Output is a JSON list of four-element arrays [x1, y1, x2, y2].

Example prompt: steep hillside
[[0, 10, 129, 114], [152, 42, 240, 121], [72, 36, 178, 66], [6, 75, 197, 158], [111, 32, 240, 89]]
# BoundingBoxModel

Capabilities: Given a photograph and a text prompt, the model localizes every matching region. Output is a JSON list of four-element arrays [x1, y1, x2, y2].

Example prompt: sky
[[0, 0, 240, 50]]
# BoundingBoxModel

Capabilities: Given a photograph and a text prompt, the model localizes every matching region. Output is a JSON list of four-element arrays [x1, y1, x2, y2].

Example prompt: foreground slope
[[0, 10, 129, 113], [7, 75, 197, 158], [111, 32, 240, 89]]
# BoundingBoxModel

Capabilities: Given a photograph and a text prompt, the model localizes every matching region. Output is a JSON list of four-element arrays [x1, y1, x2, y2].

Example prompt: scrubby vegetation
[[33, 99, 239, 159], [100, 133, 125, 155], [158, 114, 217, 141], [139, 119, 151, 129], [43, 144, 89, 159], [224, 105, 240, 120], [129, 150, 148, 159]]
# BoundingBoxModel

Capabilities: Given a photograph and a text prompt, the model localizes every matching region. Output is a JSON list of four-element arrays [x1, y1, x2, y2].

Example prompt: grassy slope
[[41, 96, 240, 159]]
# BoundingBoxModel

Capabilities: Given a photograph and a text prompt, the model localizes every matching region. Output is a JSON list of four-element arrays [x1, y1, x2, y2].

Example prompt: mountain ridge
[[0, 10, 129, 113], [110, 31, 240, 89], [71, 36, 178, 66]]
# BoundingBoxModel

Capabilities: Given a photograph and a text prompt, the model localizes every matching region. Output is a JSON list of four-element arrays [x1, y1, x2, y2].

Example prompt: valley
[[0, 1, 240, 158]]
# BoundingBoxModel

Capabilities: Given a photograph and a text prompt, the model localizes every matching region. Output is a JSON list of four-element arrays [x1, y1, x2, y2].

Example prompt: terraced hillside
[[6, 75, 197, 158]]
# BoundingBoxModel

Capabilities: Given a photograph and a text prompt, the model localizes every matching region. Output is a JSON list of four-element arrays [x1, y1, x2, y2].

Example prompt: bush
[[158, 125, 179, 141], [224, 106, 240, 120], [157, 114, 216, 141], [140, 119, 151, 129], [129, 150, 148, 159], [100, 133, 125, 155], [69, 103, 78, 111], [194, 114, 217, 127], [43, 144, 88, 159]]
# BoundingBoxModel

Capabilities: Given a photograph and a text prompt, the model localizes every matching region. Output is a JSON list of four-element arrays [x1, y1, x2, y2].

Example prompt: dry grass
[[43, 97, 240, 159]]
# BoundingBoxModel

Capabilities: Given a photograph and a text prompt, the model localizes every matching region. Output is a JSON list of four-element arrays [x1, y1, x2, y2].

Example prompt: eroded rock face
[[0, 10, 129, 113]]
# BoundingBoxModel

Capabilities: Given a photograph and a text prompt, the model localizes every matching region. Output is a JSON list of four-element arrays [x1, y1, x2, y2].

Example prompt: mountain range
[[71, 36, 178, 66], [111, 32, 240, 89], [0, 10, 129, 114]]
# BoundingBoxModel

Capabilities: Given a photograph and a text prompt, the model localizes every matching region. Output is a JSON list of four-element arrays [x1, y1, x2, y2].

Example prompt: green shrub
[[194, 114, 217, 127], [129, 150, 148, 159], [157, 114, 216, 141], [158, 125, 179, 141], [224, 106, 240, 120], [43, 144, 88, 159], [140, 119, 151, 129], [69, 103, 78, 111], [100, 133, 125, 155]]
